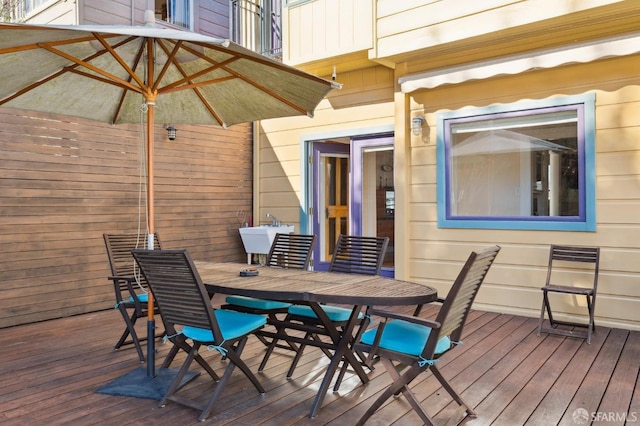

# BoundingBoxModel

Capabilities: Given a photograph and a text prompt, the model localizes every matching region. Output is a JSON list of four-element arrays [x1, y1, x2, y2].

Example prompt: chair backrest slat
[[547, 244, 599, 289], [131, 249, 223, 343], [267, 233, 316, 270], [427, 246, 501, 355], [104, 233, 162, 279], [329, 234, 389, 275], [551, 245, 599, 263]]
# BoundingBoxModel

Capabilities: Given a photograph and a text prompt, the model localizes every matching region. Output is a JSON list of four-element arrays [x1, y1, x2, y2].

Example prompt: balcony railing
[[231, 0, 282, 61]]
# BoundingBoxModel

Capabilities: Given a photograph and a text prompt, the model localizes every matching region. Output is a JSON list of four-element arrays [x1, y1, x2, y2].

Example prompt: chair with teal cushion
[[103, 233, 164, 362], [353, 245, 501, 426], [259, 234, 388, 379], [131, 249, 267, 422], [222, 233, 315, 352], [222, 233, 315, 314]]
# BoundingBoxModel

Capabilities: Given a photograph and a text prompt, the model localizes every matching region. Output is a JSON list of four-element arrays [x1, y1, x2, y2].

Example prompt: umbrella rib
[[166, 43, 309, 115], [67, 69, 140, 93], [152, 40, 182, 93], [225, 70, 308, 115], [0, 36, 144, 106], [154, 40, 225, 126], [190, 39, 333, 84], [159, 58, 238, 92], [112, 42, 146, 124], [158, 41, 323, 117], [37, 43, 144, 95], [0, 31, 120, 54], [92, 32, 148, 92]]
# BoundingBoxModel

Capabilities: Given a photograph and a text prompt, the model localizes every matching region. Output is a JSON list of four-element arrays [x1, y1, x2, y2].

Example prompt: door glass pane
[[362, 147, 394, 269], [320, 153, 349, 262]]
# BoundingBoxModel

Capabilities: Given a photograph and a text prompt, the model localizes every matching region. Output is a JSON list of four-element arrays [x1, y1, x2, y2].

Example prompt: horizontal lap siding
[[0, 108, 252, 327], [408, 55, 640, 330]]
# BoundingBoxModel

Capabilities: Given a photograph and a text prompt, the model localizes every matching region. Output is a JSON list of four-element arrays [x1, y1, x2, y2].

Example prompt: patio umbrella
[[0, 16, 338, 396], [0, 19, 338, 239]]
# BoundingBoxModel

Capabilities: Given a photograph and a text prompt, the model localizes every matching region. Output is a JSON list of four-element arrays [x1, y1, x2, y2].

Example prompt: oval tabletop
[[196, 261, 437, 306]]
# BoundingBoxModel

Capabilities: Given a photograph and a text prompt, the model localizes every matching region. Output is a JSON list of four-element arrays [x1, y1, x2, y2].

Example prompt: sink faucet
[[266, 213, 280, 226]]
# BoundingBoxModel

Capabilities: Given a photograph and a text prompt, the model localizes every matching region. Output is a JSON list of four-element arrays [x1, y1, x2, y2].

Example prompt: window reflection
[[155, 0, 191, 29], [448, 110, 579, 218]]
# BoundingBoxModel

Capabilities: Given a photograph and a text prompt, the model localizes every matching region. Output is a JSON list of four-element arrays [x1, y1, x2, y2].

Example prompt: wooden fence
[[0, 108, 253, 327]]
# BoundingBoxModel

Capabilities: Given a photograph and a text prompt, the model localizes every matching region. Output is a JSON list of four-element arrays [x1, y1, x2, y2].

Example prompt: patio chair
[[222, 233, 316, 350], [131, 249, 267, 422], [103, 233, 164, 362], [538, 244, 600, 344], [354, 245, 501, 426], [258, 234, 388, 379], [223, 232, 315, 314]]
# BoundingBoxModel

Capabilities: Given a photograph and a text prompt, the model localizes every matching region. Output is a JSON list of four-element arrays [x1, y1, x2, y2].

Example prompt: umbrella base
[[96, 366, 199, 400]]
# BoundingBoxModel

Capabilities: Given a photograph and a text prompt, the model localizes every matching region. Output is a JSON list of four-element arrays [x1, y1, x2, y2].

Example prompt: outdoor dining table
[[196, 261, 438, 418]]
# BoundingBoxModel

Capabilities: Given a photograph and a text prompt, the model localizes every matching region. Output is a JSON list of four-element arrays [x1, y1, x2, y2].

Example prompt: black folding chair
[[538, 244, 600, 343], [103, 233, 163, 362]]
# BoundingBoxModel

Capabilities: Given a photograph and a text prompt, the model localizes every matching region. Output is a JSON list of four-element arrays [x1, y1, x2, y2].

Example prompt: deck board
[[0, 296, 638, 425]]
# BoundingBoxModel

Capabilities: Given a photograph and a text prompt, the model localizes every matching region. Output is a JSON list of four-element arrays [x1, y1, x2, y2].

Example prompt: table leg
[[308, 303, 369, 418]]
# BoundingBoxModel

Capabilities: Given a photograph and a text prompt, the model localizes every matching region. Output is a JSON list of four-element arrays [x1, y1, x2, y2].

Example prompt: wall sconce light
[[411, 116, 426, 136], [165, 125, 177, 141]]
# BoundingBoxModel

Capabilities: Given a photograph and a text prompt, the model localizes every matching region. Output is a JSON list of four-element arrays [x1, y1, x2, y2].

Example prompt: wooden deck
[[1, 295, 639, 425]]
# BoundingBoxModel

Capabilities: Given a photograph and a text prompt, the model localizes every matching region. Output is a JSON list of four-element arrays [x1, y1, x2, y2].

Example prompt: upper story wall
[[285, 0, 640, 78], [283, 0, 374, 74], [16, 0, 76, 24], [21, 0, 230, 39]]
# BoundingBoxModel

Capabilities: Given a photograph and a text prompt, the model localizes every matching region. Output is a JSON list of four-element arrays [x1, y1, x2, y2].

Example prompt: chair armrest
[[108, 275, 145, 308], [368, 308, 441, 330]]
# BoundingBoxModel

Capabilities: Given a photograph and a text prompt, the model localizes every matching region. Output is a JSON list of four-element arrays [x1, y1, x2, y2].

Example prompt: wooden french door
[[312, 143, 350, 271]]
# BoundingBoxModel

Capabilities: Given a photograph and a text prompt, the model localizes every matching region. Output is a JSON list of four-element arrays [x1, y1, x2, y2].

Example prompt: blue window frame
[[436, 94, 596, 231]]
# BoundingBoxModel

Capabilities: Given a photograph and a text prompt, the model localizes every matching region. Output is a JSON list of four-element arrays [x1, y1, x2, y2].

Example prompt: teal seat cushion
[[360, 319, 451, 356], [288, 304, 363, 322], [128, 293, 148, 303], [182, 309, 267, 342], [225, 295, 291, 311]]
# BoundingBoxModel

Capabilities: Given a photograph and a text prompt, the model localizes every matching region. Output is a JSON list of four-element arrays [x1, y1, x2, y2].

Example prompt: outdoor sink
[[239, 225, 294, 263]]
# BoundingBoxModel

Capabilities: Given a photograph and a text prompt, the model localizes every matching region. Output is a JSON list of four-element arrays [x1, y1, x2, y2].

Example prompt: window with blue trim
[[437, 94, 596, 231]]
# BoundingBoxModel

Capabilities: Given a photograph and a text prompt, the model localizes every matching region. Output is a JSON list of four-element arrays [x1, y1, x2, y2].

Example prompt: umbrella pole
[[146, 100, 156, 378], [97, 100, 199, 399]]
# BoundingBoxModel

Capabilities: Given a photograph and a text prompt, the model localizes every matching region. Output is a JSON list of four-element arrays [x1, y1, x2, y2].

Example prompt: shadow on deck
[[0, 296, 638, 425]]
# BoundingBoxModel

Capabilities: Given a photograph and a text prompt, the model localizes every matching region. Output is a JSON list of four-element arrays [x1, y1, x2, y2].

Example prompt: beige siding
[[197, 0, 229, 36], [256, 65, 395, 230], [284, 0, 373, 65], [81, 0, 136, 25], [405, 54, 640, 330], [374, 0, 640, 66], [22, 0, 76, 24], [253, 0, 640, 335]]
